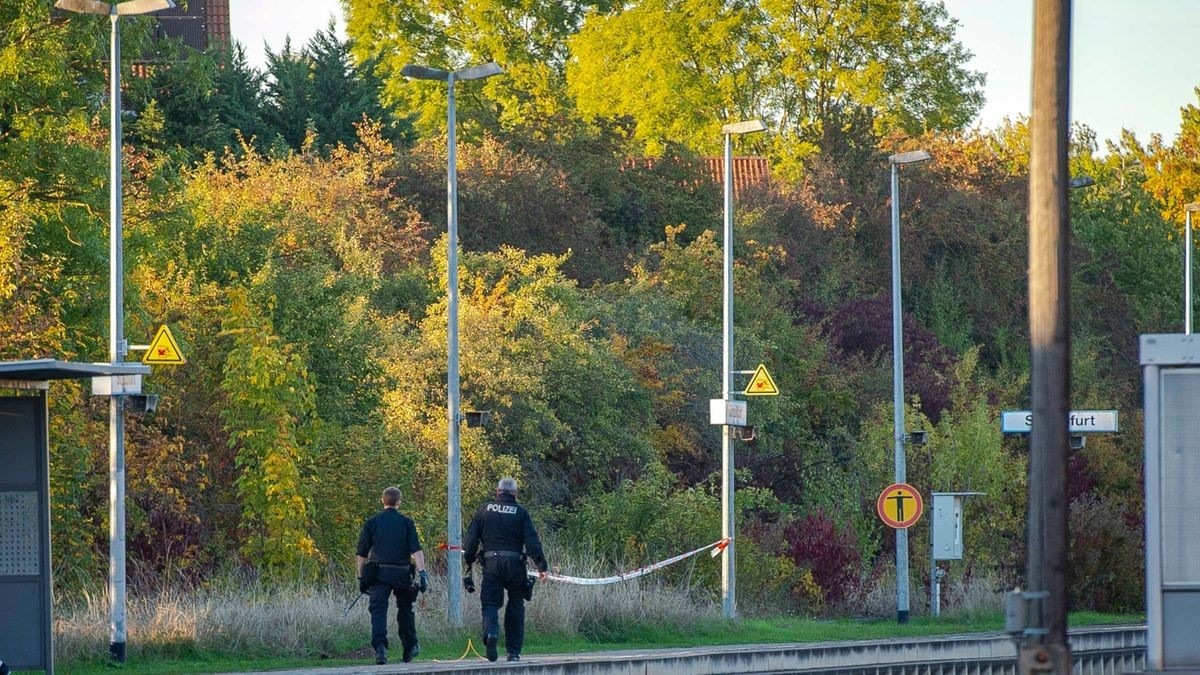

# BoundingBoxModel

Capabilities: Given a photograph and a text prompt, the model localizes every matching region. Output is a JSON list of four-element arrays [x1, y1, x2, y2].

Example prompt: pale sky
[[230, 0, 1200, 147]]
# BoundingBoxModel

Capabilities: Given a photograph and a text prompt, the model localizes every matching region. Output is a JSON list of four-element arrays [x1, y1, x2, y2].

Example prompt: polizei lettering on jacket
[[486, 504, 518, 514]]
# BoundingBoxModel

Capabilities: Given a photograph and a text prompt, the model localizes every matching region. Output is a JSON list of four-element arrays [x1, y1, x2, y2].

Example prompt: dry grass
[[53, 557, 1010, 666], [940, 572, 1005, 618], [55, 576, 361, 663], [54, 565, 715, 664], [836, 563, 1005, 620]]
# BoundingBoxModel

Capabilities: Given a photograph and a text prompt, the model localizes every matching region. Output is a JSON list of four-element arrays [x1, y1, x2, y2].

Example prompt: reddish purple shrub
[[784, 510, 862, 605], [820, 296, 957, 422], [1066, 449, 1096, 504]]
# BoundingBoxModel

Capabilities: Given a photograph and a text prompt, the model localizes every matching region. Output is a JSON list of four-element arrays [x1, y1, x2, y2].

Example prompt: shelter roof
[[0, 359, 151, 383]]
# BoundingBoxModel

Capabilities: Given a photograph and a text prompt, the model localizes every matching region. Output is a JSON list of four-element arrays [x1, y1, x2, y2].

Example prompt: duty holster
[[524, 575, 536, 601], [361, 561, 380, 587]]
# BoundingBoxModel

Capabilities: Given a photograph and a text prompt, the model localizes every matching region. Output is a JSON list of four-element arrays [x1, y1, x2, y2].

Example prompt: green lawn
[[56, 612, 1142, 675]]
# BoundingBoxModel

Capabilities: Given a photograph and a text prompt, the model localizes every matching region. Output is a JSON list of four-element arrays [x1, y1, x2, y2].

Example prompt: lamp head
[[117, 0, 174, 14], [456, 62, 503, 81], [56, 0, 176, 14], [889, 150, 933, 165], [401, 62, 503, 82], [1185, 202, 1200, 213], [1068, 176, 1096, 189], [55, 0, 112, 14], [722, 120, 767, 135], [400, 64, 450, 81]]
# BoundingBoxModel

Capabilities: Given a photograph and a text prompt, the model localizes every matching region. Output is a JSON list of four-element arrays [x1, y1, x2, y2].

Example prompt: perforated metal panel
[[1161, 370, 1200, 585], [0, 394, 52, 672], [0, 491, 40, 576]]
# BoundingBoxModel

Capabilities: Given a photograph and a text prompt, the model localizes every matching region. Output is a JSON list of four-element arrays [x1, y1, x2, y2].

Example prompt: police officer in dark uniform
[[356, 486, 428, 665], [463, 477, 548, 662]]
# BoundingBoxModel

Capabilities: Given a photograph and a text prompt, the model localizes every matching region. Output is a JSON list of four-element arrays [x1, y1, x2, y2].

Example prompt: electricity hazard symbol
[[142, 325, 186, 365], [742, 363, 779, 396], [877, 483, 923, 529]]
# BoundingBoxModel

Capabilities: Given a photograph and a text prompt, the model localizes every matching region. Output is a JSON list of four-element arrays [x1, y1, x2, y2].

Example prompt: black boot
[[507, 654, 521, 662], [485, 633, 499, 662], [403, 641, 420, 663], [375, 644, 387, 665]]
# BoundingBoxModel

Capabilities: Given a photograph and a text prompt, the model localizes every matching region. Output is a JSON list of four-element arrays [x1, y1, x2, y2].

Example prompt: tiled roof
[[701, 156, 771, 195], [622, 156, 771, 195]]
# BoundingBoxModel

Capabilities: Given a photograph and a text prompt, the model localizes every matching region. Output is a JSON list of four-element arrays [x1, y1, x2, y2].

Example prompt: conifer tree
[[263, 37, 313, 149], [212, 43, 270, 150]]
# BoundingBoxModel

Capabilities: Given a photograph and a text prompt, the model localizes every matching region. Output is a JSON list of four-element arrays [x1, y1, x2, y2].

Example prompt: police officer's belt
[[378, 562, 412, 569], [483, 550, 523, 558]]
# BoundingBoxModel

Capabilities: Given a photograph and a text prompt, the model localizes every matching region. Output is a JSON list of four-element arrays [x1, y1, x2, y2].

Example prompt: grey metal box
[[931, 494, 964, 560]]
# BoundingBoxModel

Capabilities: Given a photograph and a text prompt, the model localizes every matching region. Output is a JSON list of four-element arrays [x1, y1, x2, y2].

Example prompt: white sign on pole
[[1000, 410, 1118, 434], [709, 399, 747, 427], [91, 373, 143, 396]]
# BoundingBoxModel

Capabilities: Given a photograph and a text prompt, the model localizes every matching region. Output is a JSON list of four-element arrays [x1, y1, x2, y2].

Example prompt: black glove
[[463, 574, 476, 594], [418, 570, 429, 593], [358, 577, 370, 594]]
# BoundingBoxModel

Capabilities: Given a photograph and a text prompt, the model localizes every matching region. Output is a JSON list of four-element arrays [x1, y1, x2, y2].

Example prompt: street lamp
[[54, 0, 175, 663], [719, 119, 766, 619], [1184, 202, 1200, 334], [401, 61, 503, 628], [887, 148, 931, 625]]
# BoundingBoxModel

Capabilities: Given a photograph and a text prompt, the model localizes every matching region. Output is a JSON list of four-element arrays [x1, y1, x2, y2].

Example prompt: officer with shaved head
[[463, 477, 548, 662]]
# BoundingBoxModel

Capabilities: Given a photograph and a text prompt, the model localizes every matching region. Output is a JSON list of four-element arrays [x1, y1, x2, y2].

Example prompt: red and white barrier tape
[[527, 538, 731, 586]]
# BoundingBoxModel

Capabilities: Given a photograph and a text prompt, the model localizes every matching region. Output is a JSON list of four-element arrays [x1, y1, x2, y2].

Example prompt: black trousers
[[368, 566, 417, 652], [479, 556, 528, 656]]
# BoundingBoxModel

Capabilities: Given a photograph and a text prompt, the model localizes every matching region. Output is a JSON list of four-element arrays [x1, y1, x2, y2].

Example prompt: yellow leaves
[[220, 286, 320, 576]]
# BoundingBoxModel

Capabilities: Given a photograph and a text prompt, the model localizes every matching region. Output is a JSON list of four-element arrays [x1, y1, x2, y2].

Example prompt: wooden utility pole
[[1023, 0, 1071, 673]]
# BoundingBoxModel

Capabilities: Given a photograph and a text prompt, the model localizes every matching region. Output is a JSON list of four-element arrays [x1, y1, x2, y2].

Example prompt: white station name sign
[[1000, 410, 1119, 434]]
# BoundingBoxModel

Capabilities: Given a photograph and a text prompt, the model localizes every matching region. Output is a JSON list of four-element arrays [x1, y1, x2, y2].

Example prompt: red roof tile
[[701, 156, 770, 196]]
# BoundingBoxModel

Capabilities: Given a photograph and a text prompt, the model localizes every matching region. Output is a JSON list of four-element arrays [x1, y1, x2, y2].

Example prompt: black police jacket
[[463, 492, 548, 572], [356, 508, 422, 565]]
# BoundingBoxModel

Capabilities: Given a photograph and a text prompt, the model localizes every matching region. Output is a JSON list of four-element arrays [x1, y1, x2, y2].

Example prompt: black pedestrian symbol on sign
[[890, 492, 912, 521]]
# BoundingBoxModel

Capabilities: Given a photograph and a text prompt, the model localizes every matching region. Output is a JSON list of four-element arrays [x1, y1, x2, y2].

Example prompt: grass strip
[[57, 611, 1141, 675]]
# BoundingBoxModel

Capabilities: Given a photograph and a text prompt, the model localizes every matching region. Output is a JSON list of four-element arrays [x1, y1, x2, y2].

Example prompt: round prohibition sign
[[876, 483, 923, 529]]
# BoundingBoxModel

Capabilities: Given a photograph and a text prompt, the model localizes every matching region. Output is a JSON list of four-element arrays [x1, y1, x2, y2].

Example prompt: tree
[[343, 0, 608, 135], [761, 0, 983, 136], [568, 0, 756, 155], [126, 40, 230, 152], [263, 37, 313, 149], [568, 0, 984, 155], [306, 21, 407, 149], [220, 288, 319, 576], [1139, 89, 1200, 227], [211, 43, 270, 150]]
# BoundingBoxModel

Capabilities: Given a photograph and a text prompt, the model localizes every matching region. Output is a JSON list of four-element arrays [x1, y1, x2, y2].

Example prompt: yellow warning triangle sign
[[743, 363, 779, 396], [142, 324, 186, 365]]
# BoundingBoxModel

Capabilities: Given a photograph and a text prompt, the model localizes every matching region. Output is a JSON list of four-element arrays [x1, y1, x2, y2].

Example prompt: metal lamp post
[[1184, 202, 1200, 334], [400, 62, 503, 628], [54, 0, 175, 663], [719, 119, 766, 619], [887, 149, 931, 624]]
